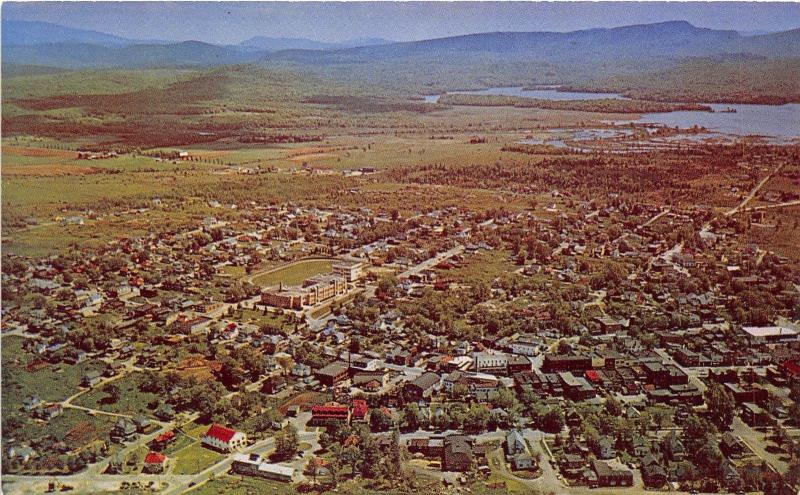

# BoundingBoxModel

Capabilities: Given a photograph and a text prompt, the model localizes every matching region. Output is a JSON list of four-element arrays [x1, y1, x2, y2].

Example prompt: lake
[[636, 103, 800, 141], [426, 87, 800, 140]]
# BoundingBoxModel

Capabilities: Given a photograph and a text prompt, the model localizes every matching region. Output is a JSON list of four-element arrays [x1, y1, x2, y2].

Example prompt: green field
[[172, 443, 224, 475], [1, 336, 106, 417], [72, 372, 160, 418], [251, 259, 333, 287], [188, 477, 297, 495]]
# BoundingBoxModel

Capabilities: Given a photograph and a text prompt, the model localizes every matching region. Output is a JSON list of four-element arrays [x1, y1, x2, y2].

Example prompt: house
[[34, 403, 63, 421], [560, 453, 585, 471], [592, 460, 633, 487], [110, 418, 137, 443], [404, 372, 440, 402], [7, 446, 36, 463], [720, 432, 746, 458], [201, 424, 247, 452], [82, 370, 103, 388], [443, 435, 474, 472], [151, 431, 176, 451], [155, 403, 176, 421], [351, 399, 369, 422], [596, 436, 616, 459], [292, 363, 312, 377], [262, 375, 287, 394], [642, 463, 668, 487], [741, 402, 769, 426], [511, 453, 535, 471], [505, 430, 526, 456], [315, 361, 349, 387], [143, 452, 167, 473], [22, 396, 43, 412], [662, 433, 685, 461]]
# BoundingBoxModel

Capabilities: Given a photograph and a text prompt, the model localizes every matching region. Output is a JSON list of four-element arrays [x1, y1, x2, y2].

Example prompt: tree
[[464, 404, 490, 433], [704, 383, 735, 430], [370, 408, 393, 432], [274, 424, 299, 461], [604, 394, 622, 417], [402, 403, 423, 432], [104, 384, 120, 404], [541, 407, 565, 433]]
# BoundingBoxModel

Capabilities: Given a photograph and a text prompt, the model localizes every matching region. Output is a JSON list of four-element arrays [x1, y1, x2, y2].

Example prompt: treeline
[[565, 58, 800, 104], [437, 94, 713, 113], [302, 95, 440, 114]]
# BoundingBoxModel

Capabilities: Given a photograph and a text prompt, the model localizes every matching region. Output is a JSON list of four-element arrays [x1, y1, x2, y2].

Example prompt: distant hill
[[1, 20, 162, 46], [238, 36, 392, 51], [2, 41, 264, 69], [735, 28, 800, 57], [3, 20, 798, 87], [262, 21, 785, 65]]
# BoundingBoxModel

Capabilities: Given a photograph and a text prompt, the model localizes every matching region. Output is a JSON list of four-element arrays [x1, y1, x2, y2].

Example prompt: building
[[111, 418, 137, 443], [351, 399, 369, 422], [742, 326, 798, 344], [505, 430, 526, 456], [82, 371, 103, 388], [443, 435, 475, 472], [509, 336, 541, 357], [404, 372, 441, 402], [262, 275, 347, 309], [311, 402, 350, 423], [511, 453, 535, 471], [232, 453, 298, 482], [201, 424, 247, 452], [315, 361, 349, 387], [592, 460, 633, 487], [474, 352, 531, 376], [143, 452, 167, 473], [558, 372, 596, 401], [542, 354, 592, 373], [333, 257, 366, 282]]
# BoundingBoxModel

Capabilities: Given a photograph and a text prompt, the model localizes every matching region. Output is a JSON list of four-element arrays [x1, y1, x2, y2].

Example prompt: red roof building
[[143, 451, 167, 473], [201, 424, 247, 452], [154, 431, 175, 444], [781, 360, 800, 378], [311, 402, 349, 422], [144, 452, 167, 465], [351, 400, 369, 421]]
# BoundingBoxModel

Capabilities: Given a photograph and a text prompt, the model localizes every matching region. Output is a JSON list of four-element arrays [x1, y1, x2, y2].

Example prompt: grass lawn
[[72, 372, 160, 418], [438, 248, 515, 285], [171, 443, 224, 475], [188, 477, 297, 495], [10, 408, 116, 450], [252, 259, 332, 287], [1, 336, 106, 417]]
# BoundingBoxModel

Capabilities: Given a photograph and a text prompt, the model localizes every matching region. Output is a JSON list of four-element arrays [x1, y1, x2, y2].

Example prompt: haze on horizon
[[3, 1, 800, 45]]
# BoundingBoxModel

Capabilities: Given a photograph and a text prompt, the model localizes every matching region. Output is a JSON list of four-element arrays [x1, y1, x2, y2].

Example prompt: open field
[[171, 443, 224, 475], [252, 259, 333, 287], [72, 372, 160, 419]]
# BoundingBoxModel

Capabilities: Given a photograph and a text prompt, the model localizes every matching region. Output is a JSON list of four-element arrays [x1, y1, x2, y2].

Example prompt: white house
[[201, 424, 247, 452]]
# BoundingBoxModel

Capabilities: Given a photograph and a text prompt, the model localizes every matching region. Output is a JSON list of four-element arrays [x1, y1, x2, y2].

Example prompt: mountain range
[[2, 19, 798, 74]]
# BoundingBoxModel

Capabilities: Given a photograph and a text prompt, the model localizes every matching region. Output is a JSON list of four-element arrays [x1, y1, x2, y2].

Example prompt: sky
[[3, 2, 800, 45]]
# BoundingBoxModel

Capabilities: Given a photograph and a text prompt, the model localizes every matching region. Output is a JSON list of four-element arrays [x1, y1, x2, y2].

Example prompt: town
[[2, 155, 800, 494], [3, 3, 800, 495]]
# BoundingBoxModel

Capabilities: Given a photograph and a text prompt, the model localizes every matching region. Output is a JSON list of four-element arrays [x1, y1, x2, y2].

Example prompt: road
[[724, 163, 785, 217], [398, 245, 464, 279], [739, 199, 800, 213]]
